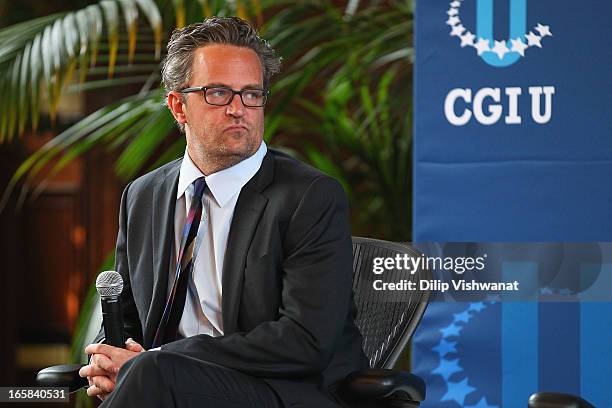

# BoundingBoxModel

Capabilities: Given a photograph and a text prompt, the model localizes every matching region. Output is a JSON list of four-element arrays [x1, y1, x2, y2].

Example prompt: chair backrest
[[351, 237, 430, 369]]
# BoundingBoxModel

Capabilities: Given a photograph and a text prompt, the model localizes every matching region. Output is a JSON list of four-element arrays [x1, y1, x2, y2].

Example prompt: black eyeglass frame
[[179, 86, 270, 107]]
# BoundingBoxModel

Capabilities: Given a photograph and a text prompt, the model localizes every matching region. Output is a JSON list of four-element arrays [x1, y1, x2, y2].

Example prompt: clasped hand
[[79, 338, 144, 400]]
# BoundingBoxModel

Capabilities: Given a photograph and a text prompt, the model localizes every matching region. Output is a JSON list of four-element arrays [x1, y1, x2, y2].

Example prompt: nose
[[225, 93, 245, 118]]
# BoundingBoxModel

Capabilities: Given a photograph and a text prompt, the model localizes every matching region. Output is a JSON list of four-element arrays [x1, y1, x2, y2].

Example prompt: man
[[78, 17, 367, 407]]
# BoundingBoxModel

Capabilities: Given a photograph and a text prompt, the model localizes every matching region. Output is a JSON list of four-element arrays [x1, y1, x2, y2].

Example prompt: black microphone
[[96, 271, 125, 348]]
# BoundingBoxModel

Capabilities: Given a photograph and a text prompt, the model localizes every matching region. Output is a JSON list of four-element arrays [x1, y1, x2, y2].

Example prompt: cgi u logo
[[447, 0, 552, 67]]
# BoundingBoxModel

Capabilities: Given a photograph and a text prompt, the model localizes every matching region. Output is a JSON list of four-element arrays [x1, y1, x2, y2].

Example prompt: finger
[[79, 365, 91, 378], [91, 366, 112, 378], [91, 375, 115, 394], [125, 343, 143, 352], [125, 340, 144, 352], [80, 364, 110, 378], [91, 353, 119, 374], [87, 385, 105, 397], [85, 343, 119, 356]]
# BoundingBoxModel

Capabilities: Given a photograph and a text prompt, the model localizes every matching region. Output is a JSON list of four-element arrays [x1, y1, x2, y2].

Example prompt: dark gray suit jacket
[[95, 149, 368, 406]]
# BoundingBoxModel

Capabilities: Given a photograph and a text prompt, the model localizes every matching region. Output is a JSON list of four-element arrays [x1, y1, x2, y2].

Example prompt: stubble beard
[[188, 130, 258, 175]]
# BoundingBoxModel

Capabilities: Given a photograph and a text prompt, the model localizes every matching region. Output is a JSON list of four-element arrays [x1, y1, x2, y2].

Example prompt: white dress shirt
[[168, 141, 267, 339]]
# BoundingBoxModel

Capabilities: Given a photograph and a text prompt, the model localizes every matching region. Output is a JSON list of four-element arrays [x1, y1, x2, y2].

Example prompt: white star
[[510, 37, 528, 56], [525, 31, 542, 47], [460, 31, 476, 47], [450, 24, 465, 37], [491, 40, 509, 59], [474, 38, 490, 55], [535, 23, 552, 37], [450, 1, 461, 7], [446, 16, 460, 26], [447, 8, 458, 16]]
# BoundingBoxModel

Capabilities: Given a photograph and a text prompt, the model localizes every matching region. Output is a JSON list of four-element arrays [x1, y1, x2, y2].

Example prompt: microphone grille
[[96, 271, 124, 297]]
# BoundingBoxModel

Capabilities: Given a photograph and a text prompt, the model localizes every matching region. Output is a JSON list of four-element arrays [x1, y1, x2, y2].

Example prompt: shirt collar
[[176, 141, 267, 207]]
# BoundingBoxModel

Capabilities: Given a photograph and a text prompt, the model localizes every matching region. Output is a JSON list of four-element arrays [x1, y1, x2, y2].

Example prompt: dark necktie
[[152, 177, 207, 347]]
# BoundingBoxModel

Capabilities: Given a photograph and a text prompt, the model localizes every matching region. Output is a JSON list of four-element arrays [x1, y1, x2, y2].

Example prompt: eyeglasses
[[179, 86, 269, 107]]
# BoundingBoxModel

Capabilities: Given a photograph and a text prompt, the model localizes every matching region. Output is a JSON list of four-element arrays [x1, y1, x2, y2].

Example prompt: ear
[[167, 91, 187, 125]]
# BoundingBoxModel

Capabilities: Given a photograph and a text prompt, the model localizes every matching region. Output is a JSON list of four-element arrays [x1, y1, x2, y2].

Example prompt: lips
[[224, 125, 248, 132]]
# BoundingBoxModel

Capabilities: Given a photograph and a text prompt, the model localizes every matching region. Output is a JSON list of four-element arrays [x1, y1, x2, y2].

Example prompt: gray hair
[[161, 17, 281, 132]]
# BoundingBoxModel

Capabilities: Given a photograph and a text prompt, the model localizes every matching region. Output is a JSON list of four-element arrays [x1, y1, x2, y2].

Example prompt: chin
[[223, 138, 257, 155], [217, 144, 250, 159]]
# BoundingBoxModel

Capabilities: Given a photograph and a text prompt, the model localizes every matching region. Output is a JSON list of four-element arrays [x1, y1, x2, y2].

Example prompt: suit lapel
[[221, 152, 274, 334], [144, 160, 181, 347]]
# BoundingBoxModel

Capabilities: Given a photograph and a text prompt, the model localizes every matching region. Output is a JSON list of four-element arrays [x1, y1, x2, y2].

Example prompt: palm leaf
[[0, 0, 167, 142], [115, 107, 175, 180]]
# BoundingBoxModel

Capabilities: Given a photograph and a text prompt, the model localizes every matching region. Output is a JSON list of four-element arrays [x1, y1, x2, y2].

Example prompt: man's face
[[171, 44, 265, 173]]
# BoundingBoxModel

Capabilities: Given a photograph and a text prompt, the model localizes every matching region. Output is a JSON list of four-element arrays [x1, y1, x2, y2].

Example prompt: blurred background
[[0, 0, 413, 405]]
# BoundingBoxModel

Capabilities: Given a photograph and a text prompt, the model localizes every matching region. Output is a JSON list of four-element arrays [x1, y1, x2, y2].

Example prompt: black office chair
[[335, 237, 430, 408], [528, 392, 596, 408]]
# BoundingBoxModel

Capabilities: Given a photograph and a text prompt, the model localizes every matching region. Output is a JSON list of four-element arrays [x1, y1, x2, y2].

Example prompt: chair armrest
[[528, 392, 595, 408], [337, 368, 426, 403], [36, 364, 88, 393]]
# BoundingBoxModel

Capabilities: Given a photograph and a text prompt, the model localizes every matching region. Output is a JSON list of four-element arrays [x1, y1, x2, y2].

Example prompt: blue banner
[[413, 0, 612, 407]]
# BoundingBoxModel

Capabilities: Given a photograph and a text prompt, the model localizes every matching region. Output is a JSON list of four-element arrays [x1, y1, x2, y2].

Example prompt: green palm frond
[[0, 0, 165, 142], [264, 0, 412, 121], [284, 62, 412, 239]]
